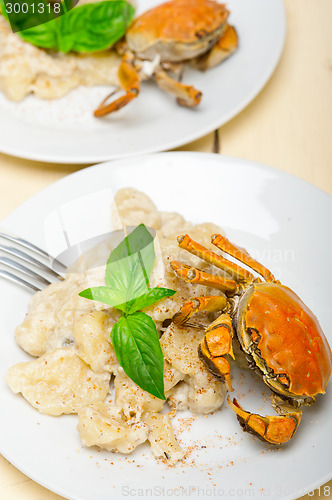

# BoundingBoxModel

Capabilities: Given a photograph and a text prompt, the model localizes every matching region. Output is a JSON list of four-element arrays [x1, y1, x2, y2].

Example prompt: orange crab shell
[[240, 283, 332, 398], [126, 0, 229, 51]]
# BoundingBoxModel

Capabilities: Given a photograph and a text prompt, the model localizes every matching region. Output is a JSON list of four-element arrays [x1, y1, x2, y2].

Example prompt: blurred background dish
[[0, 0, 285, 163]]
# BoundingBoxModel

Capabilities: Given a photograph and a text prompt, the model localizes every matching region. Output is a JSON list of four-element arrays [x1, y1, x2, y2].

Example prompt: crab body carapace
[[236, 282, 331, 402]]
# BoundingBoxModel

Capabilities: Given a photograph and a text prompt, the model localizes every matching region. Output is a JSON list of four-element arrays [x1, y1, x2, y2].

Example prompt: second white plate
[[0, 0, 285, 163]]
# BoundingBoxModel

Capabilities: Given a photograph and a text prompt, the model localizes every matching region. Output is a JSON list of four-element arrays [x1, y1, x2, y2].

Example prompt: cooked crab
[[171, 233, 332, 445], [94, 0, 238, 117]]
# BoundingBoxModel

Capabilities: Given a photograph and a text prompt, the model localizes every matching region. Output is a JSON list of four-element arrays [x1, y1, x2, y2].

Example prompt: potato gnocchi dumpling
[[78, 403, 149, 453], [5, 347, 111, 415], [7, 188, 227, 464], [74, 311, 119, 374], [113, 187, 162, 230], [164, 360, 184, 393], [114, 370, 164, 422], [161, 322, 226, 413], [15, 273, 97, 357], [142, 412, 185, 465], [166, 381, 190, 411]]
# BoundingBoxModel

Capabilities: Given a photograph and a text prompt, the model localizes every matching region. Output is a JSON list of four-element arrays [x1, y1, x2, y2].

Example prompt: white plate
[[0, 0, 285, 164], [1, 153, 331, 500]]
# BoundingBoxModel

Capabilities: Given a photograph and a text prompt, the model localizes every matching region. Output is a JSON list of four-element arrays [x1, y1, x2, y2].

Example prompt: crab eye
[[277, 374, 290, 388], [247, 327, 261, 344], [195, 30, 207, 39]]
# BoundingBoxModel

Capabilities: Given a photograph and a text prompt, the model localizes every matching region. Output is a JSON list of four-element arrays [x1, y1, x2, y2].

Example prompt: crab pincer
[[227, 396, 302, 445]]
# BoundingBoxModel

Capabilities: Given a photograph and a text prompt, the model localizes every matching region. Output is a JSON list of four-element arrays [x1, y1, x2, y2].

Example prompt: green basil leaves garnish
[[111, 312, 166, 401], [79, 224, 176, 400], [4, 0, 135, 53], [123, 287, 177, 316]]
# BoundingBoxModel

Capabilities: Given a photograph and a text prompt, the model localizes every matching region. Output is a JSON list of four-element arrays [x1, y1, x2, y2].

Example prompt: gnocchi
[[6, 188, 227, 463], [6, 347, 111, 415]]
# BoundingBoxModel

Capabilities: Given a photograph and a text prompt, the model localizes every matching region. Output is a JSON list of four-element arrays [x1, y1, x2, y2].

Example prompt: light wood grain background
[[0, 0, 331, 499]]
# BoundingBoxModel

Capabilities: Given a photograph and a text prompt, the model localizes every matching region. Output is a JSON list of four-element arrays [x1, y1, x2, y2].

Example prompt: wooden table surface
[[0, 0, 331, 499]]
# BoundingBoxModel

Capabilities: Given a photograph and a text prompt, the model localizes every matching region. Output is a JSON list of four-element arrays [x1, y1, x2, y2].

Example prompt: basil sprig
[[2, 0, 135, 53], [79, 225, 176, 400]]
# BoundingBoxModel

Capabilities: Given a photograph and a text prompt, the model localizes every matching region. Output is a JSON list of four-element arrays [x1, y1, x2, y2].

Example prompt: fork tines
[[0, 232, 66, 292]]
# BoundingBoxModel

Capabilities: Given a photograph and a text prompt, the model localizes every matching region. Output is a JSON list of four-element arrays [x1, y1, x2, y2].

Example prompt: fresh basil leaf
[[106, 252, 151, 309], [108, 225, 154, 263], [106, 224, 155, 286], [78, 284, 176, 314], [0, 0, 10, 21], [125, 287, 176, 315], [58, 0, 134, 53], [17, 1, 135, 53], [17, 17, 60, 49], [63, 0, 75, 12], [1, 0, 59, 33], [79, 286, 126, 310], [111, 312, 165, 400], [79, 252, 154, 312], [104, 224, 156, 309]]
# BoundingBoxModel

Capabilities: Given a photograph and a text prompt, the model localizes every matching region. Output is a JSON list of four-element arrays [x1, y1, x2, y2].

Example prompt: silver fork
[[0, 232, 66, 292]]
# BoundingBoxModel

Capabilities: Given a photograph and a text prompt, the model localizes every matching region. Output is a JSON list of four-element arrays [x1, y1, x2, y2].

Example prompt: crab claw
[[227, 396, 302, 445], [94, 90, 138, 117], [94, 54, 140, 117]]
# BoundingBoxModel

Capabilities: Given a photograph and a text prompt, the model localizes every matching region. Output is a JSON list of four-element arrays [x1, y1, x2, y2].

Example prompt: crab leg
[[211, 234, 276, 282], [227, 396, 302, 445], [192, 24, 239, 71], [171, 260, 238, 293], [173, 295, 228, 326], [154, 69, 202, 107], [94, 54, 140, 117], [177, 234, 254, 283], [199, 313, 235, 391]]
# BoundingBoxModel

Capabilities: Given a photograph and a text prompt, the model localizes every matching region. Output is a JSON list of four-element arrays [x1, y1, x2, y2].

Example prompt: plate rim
[[2, 151, 331, 225]]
